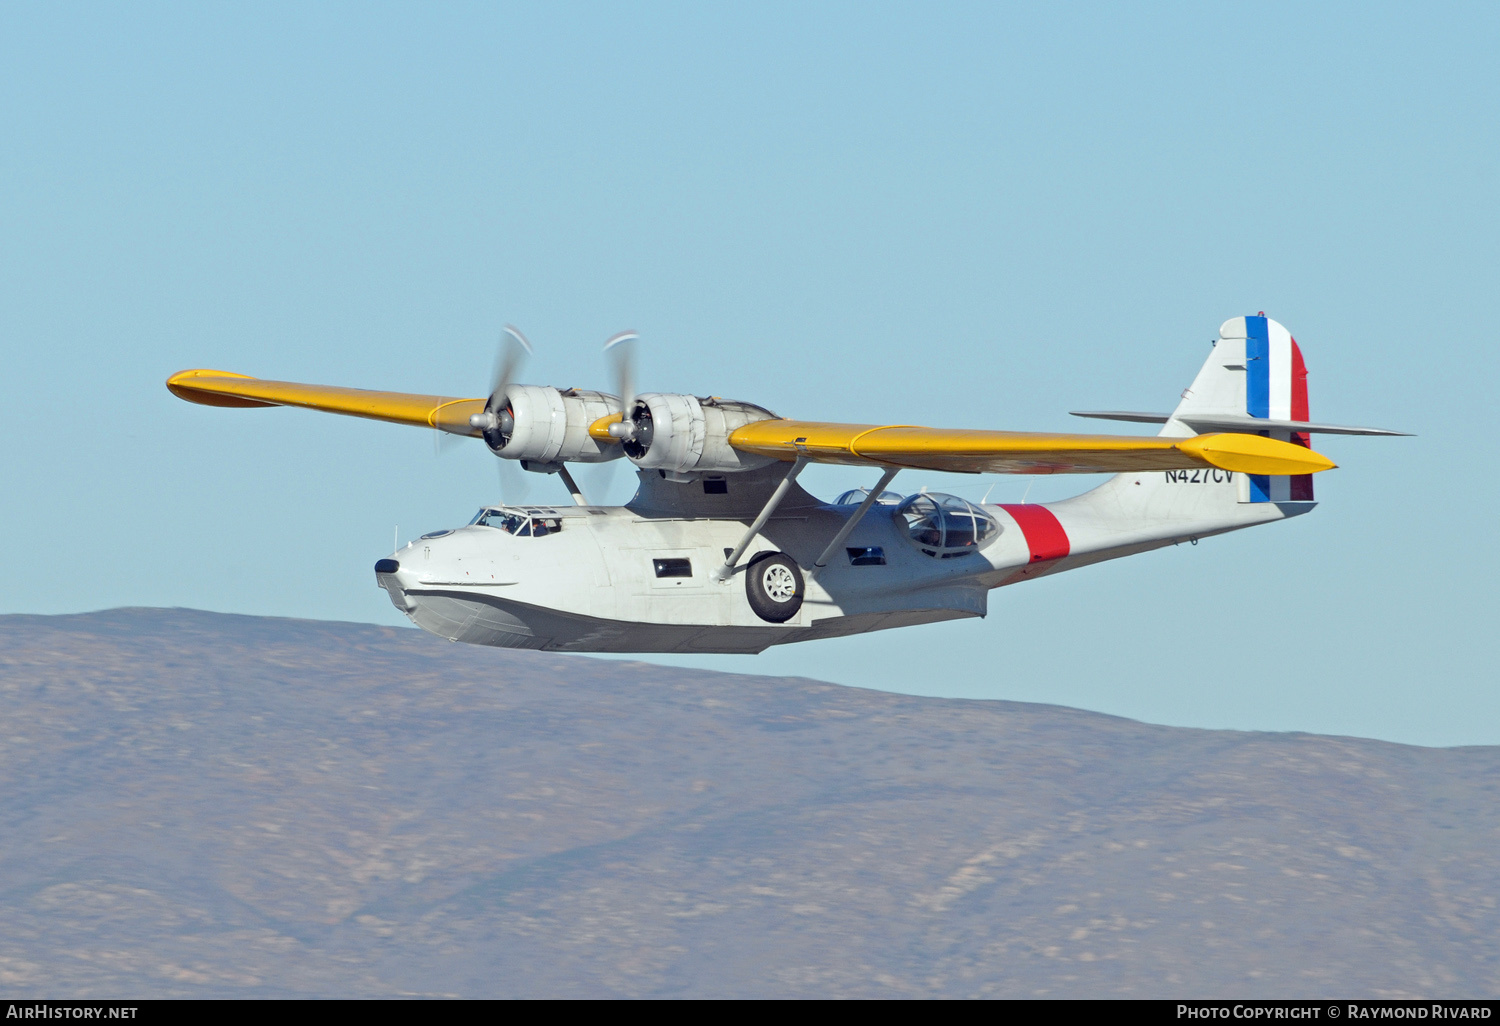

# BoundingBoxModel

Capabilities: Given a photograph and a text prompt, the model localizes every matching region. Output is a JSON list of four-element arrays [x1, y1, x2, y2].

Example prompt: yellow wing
[[166, 370, 487, 436], [167, 370, 1336, 477], [727, 420, 1336, 476]]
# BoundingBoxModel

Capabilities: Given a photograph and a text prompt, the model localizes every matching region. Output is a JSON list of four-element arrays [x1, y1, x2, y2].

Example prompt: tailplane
[[1167, 314, 1314, 502], [1040, 314, 1407, 570], [1069, 314, 1408, 505], [1045, 316, 1320, 564]]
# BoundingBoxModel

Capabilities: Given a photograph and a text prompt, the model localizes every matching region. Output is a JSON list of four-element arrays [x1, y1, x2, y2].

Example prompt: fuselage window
[[846, 546, 886, 566], [653, 557, 693, 578]]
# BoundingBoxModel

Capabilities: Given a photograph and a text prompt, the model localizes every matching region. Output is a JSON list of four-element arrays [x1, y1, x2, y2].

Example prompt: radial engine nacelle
[[473, 385, 625, 465], [617, 393, 779, 475]]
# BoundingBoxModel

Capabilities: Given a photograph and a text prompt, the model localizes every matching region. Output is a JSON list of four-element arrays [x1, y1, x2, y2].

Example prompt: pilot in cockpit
[[471, 509, 561, 537]]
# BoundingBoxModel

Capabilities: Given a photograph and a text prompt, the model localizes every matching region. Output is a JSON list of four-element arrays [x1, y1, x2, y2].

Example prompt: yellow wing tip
[[166, 369, 275, 408], [1178, 432, 1337, 476]]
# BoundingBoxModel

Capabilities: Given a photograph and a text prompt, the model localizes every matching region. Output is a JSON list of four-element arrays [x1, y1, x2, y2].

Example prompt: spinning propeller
[[468, 324, 535, 446], [453, 324, 643, 505], [452, 325, 535, 504], [603, 330, 641, 447]]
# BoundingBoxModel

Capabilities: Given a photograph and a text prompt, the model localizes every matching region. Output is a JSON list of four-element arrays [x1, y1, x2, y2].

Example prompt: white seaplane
[[168, 315, 1402, 653]]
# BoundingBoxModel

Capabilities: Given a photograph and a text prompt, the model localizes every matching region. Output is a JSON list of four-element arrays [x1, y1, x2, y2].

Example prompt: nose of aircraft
[[374, 554, 417, 612]]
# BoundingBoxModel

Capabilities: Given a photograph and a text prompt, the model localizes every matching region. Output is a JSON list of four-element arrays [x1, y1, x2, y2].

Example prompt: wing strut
[[814, 467, 901, 569], [556, 465, 588, 506], [712, 457, 809, 583]]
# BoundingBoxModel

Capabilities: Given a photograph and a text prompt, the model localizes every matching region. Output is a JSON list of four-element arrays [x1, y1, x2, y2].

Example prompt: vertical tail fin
[[1164, 314, 1314, 503]]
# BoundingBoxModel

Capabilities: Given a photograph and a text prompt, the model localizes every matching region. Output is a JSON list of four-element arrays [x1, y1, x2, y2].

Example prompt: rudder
[[1163, 314, 1314, 503]]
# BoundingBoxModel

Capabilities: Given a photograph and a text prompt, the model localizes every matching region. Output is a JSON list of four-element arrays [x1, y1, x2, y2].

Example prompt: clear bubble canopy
[[833, 487, 904, 506], [893, 492, 1000, 558]]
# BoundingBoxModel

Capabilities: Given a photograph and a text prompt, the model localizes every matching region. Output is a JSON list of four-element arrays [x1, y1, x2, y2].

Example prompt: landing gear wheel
[[746, 552, 804, 623]]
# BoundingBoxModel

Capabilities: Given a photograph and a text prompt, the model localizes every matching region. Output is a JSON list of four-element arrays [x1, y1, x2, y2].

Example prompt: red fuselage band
[[998, 504, 1070, 564]]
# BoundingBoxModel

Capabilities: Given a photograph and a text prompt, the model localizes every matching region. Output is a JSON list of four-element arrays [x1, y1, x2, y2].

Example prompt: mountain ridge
[[1, 607, 1495, 997]]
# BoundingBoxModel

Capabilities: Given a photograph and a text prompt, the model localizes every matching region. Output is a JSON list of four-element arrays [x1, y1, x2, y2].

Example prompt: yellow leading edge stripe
[[167, 371, 1336, 478]]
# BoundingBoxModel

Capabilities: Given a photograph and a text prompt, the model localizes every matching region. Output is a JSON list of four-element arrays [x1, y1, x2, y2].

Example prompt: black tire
[[745, 552, 804, 623]]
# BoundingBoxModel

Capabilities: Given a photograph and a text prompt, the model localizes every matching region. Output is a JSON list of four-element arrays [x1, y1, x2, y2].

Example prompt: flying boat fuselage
[[375, 494, 1002, 654], [371, 463, 1302, 654]]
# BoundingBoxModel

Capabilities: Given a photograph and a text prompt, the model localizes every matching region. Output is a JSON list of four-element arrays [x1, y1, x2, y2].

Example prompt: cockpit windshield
[[470, 508, 563, 538]]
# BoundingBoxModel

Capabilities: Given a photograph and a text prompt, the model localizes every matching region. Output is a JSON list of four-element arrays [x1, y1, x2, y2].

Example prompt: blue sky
[[3, 2, 1495, 746]]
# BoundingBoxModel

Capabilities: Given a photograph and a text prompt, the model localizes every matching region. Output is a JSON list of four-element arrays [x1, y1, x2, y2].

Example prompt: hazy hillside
[[0, 608, 1494, 998]]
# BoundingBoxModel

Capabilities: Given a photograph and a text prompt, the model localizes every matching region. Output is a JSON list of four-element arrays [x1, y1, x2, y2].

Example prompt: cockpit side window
[[474, 510, 520, 533], [473, 509, 561, 537]]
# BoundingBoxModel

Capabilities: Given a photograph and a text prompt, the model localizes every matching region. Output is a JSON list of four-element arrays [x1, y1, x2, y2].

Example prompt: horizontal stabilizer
[[1070, 411, 1410, 437], [1069, 410, 1174, 425]]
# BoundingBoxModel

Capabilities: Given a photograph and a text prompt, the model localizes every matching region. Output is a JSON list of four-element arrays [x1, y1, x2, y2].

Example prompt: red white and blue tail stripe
[[1241, 314, 1314, 503]]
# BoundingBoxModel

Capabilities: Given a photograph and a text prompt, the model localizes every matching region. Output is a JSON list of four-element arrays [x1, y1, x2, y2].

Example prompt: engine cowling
[[620, 393, 778, 474], [481, 385, 624, 465]]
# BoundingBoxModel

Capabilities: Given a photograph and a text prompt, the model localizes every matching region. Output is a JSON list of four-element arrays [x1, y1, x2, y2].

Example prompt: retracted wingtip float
[[166, 313, 1403, 654]]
